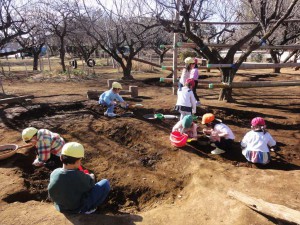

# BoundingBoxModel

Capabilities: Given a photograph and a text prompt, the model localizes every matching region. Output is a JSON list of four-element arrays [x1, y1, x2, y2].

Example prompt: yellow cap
[[184, 57, 194, 64], [22, 127, 38, 141], [112, 82, 122, 89], [62, 142, 84, 158]]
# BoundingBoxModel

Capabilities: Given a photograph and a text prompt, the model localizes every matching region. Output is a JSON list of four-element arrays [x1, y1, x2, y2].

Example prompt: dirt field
[[0, 64, 299, 225]]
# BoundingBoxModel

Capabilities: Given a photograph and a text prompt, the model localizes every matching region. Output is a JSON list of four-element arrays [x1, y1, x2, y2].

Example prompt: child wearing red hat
[[241, 117, 276, 164], [175, 78, 197, 120]]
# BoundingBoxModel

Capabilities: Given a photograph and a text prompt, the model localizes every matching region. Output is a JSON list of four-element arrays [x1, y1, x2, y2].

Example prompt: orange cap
[[201, 113, 215, 124]]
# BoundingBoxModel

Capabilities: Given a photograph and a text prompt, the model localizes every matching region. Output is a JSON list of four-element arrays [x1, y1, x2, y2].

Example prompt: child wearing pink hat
[[241, 117, 276, 165]]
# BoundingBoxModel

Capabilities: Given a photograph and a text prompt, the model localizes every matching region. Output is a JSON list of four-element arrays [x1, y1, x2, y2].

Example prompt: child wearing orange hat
[[202, 113, 235, 154]]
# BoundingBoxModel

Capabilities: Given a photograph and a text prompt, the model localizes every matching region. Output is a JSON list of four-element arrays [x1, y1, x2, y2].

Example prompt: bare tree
[[16, 2, 48, 70], [66, 26, 100, 63], [75, 0, 160, 79], [39, 0, 77, 72], [0, 0, 31, 57], [149, 28, 172, 64], [154, 0, 300, 101]]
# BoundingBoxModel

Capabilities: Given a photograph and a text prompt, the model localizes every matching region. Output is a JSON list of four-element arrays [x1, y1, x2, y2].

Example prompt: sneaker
[[84, 208, 97, 214], [211, 148, 225, 154], [104, 112, 117, 117], [107, 113, 117, 117], [210, 143, 216, 147]]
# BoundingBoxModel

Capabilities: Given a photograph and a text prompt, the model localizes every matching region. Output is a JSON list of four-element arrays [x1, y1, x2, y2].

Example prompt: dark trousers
[[192, 80, 199, 101], [45, 154, 62, 170], [215, 138, 234, 151]]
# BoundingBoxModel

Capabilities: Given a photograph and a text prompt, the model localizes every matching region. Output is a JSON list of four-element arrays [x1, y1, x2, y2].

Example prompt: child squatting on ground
[[175, 78, 197, 120], [22, 127, 64, 168], [241, 117, 276, 165], [48, 142, 110, 214], [202, 113, 235, 155], [99, 81, 128, 117], [172, 115, 198, 141]]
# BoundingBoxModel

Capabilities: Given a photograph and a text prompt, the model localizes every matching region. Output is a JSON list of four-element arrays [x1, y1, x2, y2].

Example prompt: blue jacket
[[99, 89, 124, 105]]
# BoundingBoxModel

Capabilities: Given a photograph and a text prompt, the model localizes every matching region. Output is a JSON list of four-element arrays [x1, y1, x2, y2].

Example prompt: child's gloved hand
[[210, 131, 220, 142], [89, 173, 95, 181], [32, 158, 44, 167], [203, 128, 212, 135]]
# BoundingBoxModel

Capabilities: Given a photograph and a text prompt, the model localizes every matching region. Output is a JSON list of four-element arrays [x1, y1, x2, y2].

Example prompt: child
[[175, 78, 197, 120], [202, 113, 235, 155], [179, 57, 195, 89], [48, 142, 110, 214], [189, 58, 200, 102], [99, 81, 127, 117], [241, 117, 276, 165], [22, 127, 64, 168], [172, 115, 198, 141]]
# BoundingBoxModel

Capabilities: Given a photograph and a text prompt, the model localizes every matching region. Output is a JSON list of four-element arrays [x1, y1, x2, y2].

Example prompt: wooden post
[[0, 95, 34, 104], [129, 86, 138, 97], [207, 62, 300, 69], [82, 59, 85, 70], [7, 58, 11, 75], [46, 48, 52, 71], [107, 79, 117, 88], [208, 81, 300, 89], [228, 190, 300, 224], [24, 62, 28, 76], [39, 57, 42, 71], [0, 78, 5, 94], [172, 0, 180, 95]]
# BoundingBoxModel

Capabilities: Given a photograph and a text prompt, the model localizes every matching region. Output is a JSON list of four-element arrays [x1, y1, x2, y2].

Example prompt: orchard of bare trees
[[1, 0, 300, 100]]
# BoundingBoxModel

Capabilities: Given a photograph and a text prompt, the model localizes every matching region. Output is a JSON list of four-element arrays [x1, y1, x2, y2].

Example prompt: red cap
[[185, 78, 195, 88], [251, 117, 265, 126]]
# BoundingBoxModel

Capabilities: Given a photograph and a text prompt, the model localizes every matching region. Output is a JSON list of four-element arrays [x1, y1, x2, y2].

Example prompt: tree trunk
[[120, 58, 134, 80], [59, 38, 66, 72], [159, 54, 164, 64], [33, 53, 39, 71], [270, 50, 281, 73], [218, 68, 235, 102]]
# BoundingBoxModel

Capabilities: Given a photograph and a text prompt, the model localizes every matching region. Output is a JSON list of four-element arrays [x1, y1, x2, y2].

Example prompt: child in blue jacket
[[99, 82, 127, 117]]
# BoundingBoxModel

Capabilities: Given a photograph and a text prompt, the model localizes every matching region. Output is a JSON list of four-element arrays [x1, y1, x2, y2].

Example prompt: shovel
[[143, 113, 179, 120], [0, 143, 33, 160], [119, 103, 144, 109]]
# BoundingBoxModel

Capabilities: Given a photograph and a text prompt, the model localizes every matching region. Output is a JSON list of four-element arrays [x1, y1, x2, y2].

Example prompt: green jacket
[[48, 168, 94, 213]]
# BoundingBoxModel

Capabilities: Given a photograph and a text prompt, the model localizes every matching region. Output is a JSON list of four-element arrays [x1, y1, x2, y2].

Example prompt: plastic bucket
[[170, 131, 188, 147]]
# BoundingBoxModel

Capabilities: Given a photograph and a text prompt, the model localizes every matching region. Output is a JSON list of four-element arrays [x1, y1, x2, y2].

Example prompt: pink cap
[[185, 78, 195, 88], [251, 117, 265, 126]]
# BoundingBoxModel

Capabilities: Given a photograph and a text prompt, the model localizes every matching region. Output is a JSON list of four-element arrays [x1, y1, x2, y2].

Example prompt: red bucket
[[170, 131, 188, 147]]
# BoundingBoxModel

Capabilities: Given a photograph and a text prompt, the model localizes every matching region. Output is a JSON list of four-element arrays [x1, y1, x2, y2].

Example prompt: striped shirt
[[35, 129, 65, 162]]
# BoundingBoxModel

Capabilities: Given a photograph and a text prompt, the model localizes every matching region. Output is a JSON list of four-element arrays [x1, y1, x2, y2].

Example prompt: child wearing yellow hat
[[21, 127, 64, 168], [48, 142, 110, 214], [99, 81, 127, 117]]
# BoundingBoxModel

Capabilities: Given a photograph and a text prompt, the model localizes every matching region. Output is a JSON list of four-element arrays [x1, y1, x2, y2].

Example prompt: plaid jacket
[[36, 129, 65, 162]]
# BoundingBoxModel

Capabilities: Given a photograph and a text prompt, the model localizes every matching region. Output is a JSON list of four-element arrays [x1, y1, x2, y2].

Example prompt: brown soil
[[0, 66, 299, 225]]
